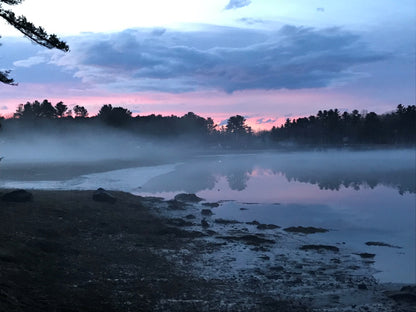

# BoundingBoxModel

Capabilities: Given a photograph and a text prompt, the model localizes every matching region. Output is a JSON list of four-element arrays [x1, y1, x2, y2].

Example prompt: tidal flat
[[0, 189, 414, 311]]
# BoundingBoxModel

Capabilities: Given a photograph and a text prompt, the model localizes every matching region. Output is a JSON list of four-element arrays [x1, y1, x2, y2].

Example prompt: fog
[[1, 125, 198, 163], [0, 123, 414, 195], [0, 125, 204, 180]]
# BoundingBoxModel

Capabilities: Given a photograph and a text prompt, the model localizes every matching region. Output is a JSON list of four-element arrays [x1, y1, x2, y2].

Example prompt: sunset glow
[[0, 0, 414, 130]]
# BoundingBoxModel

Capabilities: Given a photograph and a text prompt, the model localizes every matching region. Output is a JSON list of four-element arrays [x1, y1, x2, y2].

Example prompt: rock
[[365, 241, 401, 248], [185, 214, 196, 219], [270, 266, 284, 272], [166, 218, 194, 227], [202, 202, 219, 208], [246, 220, 261, 226], [201, 219, 209, 228], [92, 188, 116, 204], [219, 234, 274, 245], [386, 285, 416, 304], [214, 218, 241, 225], [167, 199, 187, 210], [284, 226, 328, 234], [201, 209, 213, 216], [357, 283, 367, 290], [354, 252, 375, 259], [401, 285, 416, 293], [174, 193, 203, 203], [300, 245, 339, 252], [2, 189, 33, 202], [257, 224, 280, 230]]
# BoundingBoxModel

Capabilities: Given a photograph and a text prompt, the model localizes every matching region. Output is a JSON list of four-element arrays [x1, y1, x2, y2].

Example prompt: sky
[[0, 0, 415, 130]]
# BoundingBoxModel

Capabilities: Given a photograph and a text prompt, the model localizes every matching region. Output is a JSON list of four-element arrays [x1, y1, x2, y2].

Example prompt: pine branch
[[1, 0, 24, 5], [0, 9, 69, 51], [0, 69, 17, 85]]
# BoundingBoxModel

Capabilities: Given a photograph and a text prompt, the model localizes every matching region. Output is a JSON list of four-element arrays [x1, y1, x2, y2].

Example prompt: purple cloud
[[256, 118, 278, 124], [225, 0, 252, 10], [6, 25, 390, 94]]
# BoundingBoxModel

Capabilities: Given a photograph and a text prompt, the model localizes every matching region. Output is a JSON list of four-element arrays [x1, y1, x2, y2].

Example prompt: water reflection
[[141, 150, 415, 195]]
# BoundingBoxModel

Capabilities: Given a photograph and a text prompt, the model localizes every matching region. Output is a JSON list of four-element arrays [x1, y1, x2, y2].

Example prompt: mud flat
[[0, 189, 414, 311]]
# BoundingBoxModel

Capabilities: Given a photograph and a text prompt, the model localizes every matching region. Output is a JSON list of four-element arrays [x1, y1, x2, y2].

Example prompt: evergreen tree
[[226, 115, 250, 135], [55, 101, 68, 118], [73, 105, 88, 118], [0, 0, 69, 85]]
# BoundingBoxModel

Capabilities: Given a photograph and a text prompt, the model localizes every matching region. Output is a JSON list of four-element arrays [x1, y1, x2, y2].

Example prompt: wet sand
[[0, 189, 414, 311]]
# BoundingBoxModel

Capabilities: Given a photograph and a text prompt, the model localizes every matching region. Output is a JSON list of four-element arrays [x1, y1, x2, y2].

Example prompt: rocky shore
[[0, 189, 414, 311]]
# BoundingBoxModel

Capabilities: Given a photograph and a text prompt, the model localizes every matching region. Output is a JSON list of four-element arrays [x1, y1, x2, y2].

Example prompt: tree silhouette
[[73, 105, 88, 118], [180, 112, 216, 135], [271, 105, 416, 145], [4, 99, 415, 147], [226, 115, 250, 135], [13, 99, 63, 119], [98, 104, 132, 127], [39, 99, 56, 118], [0, 0, 69, 85], [14, 100, 41, 119], [55, 101, 68, 118]]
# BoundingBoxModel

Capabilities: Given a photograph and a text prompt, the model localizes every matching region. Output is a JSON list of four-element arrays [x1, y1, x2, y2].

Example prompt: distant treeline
[[271, 105, 415, 145], [0, 100, 415, 147]]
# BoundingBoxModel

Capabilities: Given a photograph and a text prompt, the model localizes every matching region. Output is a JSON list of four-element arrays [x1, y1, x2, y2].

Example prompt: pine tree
[[0, 0, 69, 85]]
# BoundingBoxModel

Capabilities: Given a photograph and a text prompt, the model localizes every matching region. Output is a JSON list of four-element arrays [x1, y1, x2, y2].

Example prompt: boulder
[[214, 218, 241, 225], [167, 199, 187, 210], [202, 202, 220, 208], [386, 285, 416, 305], [201, 209, 213, 216], [174, 193, 203, 203], [357, 283, 367, 290], [257, 223, 280, 230], [92, 188, 116, 204], [300, 245, 339, 252], [354, 252, 375, 259], [284, 226, 328, 234], [166, 218, 194, 227], [201, 219, 210, 228], [2, 189, 33, 202]]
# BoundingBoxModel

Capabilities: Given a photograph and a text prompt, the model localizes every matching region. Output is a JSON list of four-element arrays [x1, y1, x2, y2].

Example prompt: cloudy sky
[[0, 0, 414, 129]]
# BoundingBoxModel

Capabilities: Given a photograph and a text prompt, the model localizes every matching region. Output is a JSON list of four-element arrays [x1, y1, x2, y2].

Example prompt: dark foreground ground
[[0, 190, 414, 312]]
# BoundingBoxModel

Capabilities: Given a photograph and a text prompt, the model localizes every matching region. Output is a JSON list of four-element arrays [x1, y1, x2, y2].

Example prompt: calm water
[[1, 150, 415, 283], [136, 151, 415, 284]]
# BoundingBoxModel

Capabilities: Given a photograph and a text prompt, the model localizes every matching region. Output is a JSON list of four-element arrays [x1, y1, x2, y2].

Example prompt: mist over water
[[0, 130, 414, 284], [138, 150, 415, 196], [0, 125, 196, 164]]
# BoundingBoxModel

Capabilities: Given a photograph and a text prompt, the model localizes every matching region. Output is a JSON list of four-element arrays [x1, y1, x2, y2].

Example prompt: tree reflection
[[140, 152, 415, 195], [226, 171, 250, 191]]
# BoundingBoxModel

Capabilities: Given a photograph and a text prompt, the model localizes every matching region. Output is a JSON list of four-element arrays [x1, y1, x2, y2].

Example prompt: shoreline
[[0, 188, 414, 311]]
